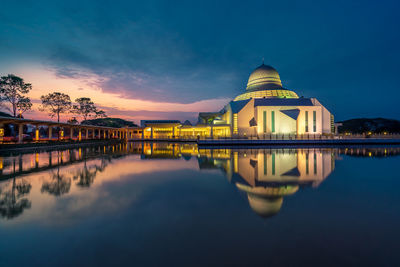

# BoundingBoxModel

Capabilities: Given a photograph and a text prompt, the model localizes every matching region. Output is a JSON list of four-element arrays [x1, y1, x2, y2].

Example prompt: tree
[[67, 117, 78, 124], [16, 96, 32, 117], [0, 74, 32, 117], [72, 97, 107, 122], [40, 92, 71, 123], [95, 109, 107, 119]]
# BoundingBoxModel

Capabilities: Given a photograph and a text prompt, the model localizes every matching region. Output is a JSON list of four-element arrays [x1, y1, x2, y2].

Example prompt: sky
[[0, 0, 399, 123]]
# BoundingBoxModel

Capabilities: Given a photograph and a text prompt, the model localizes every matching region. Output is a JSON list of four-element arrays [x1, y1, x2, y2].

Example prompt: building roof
[[230, 99, 251, 113], [254, 98, 314, 107], [140, 120, 181, 127]]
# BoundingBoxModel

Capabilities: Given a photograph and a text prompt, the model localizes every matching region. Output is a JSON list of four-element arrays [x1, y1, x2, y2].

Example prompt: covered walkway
[[0, 116, 130, 143]]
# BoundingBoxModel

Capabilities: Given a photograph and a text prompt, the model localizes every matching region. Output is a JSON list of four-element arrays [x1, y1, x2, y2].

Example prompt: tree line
[[0, 74, 106, 123]]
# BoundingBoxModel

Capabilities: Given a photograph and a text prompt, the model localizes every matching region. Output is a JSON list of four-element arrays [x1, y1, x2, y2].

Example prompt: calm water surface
[[0, 143, 399, 266]]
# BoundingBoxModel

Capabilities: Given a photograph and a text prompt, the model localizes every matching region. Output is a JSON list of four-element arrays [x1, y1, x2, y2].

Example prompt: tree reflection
[[41, 151, 71, 196], [0, 159, 32, 219], [41, 167, 71, 196], [73, 152, 110, 188]]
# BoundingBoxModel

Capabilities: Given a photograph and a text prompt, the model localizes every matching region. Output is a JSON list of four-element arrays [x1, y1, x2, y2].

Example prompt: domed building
[[138, 63, 334, 139], [235, 64, 298, 101], [215, 63, 334, 137]]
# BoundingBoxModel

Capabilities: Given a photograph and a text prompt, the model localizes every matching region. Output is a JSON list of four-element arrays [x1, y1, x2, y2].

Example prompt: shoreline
[[197, 138, 400, 147], [1, 138, 400, 154]]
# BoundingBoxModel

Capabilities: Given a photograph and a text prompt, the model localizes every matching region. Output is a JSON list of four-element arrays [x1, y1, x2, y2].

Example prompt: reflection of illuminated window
[[264, 153, 267, 174], [234, 152, 238, 173], [314, 153, 317, 174], [306, 153, 309, 174], [272, 153, 275, 175]]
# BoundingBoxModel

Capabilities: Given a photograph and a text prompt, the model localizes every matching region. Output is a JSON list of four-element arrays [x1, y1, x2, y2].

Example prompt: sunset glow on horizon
[[3, 62, 230, 123]]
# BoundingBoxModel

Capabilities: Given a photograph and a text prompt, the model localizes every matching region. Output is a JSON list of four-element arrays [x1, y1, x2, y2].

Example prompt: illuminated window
[[233, 113, 238, 134], [313, 111, 316, 132], [233, 89, 298, 101], [305, 111, 309, 132], [271, 111, 275, 133], [263, 111, 267, 133]]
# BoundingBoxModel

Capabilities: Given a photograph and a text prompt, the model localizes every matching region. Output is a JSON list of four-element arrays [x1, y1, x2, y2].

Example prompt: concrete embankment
[[197, 138, 400, 147], [0, 139, 124, 154]]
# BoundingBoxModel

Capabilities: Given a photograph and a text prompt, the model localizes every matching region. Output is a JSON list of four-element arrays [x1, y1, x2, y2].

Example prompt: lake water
[[0, 143, 399, 266]]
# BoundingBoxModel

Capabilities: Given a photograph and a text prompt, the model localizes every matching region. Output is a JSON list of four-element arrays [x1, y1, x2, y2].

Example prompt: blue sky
[[0, 0, 399, 122]]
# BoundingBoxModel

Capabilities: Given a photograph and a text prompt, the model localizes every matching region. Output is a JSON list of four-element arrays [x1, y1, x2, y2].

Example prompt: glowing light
[[233, 114, 238, 134]]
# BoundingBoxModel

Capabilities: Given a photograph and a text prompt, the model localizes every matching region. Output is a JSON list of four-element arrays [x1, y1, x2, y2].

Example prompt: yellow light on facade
[[233, 114, 238, 134]]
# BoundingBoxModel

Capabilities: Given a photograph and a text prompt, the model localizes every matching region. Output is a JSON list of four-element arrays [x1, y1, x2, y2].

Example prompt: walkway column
[[141, 129, 144, 140], [150, 127, 153, 139], [98, 129, 101, 139], [79, 129, 82, 141], [172, 127, 175, 139], [48, 126, 52, 141], [85, 128, 89, 139], [92, 129, 95, 139], [210, 125, 213, 139], [18, 124, 24, 144], [70, 127, 74, 140], [35, 126, 40, 141], [0, 123, 4, 144]]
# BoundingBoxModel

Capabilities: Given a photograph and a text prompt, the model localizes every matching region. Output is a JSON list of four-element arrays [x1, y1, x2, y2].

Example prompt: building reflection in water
[[0, 142, 399, 220], [197, 148, 335, 218]]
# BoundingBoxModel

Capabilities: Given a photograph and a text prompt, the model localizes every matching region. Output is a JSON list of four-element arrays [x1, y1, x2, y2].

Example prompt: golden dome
[[246, 64, 283, 91]]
